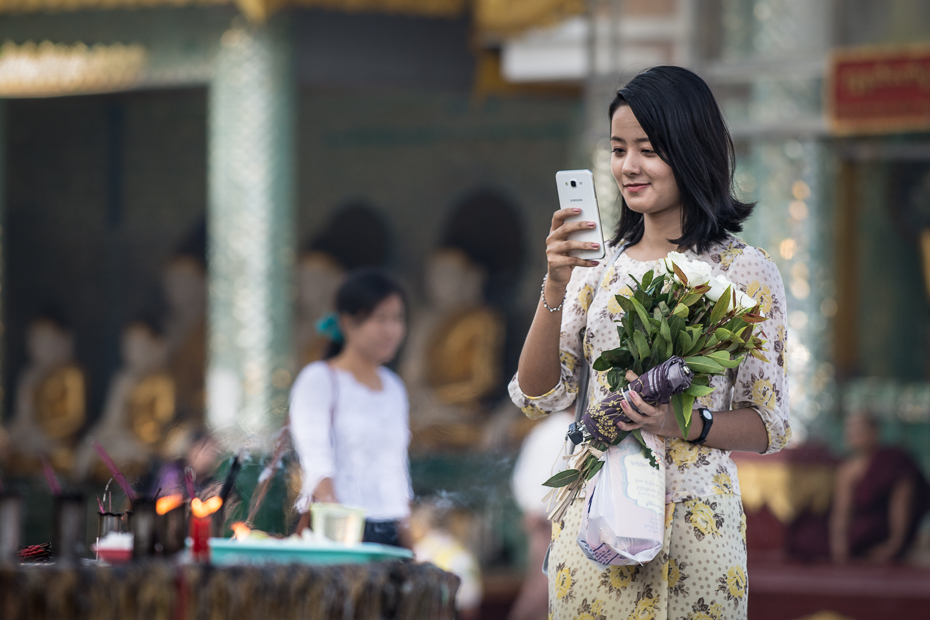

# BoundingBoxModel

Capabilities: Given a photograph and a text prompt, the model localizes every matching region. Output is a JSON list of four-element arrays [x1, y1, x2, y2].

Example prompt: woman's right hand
[[546, 208, 601, 288]]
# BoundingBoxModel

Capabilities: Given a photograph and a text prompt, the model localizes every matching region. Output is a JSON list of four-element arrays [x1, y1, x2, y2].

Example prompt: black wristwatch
[[690, 408, 714, 445]]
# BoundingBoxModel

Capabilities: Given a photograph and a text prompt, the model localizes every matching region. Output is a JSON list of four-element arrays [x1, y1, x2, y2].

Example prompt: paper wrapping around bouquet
[[581, 356, 693, 445]]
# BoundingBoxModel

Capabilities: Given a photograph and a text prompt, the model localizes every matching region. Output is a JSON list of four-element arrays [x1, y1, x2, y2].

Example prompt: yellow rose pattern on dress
[[627, 586, 659, 620], [684, 498, 725, 541], [576, 598, 607, 620], [578, 284, 595, 312], [510, 235, 779, 618], [551, 519, 563, 542], [666, 439, 711, 473], [554, 561, 577, 602], [684, 597, 726, 620], [546, 495, 746, 619], [600, 565, 639, 594], [717, 565, 746, 604], [520, 401, 547, 420], [745, 280, 775, 315]]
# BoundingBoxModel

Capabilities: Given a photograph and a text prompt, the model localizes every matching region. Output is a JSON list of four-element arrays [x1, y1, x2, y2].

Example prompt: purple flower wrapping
[[581, 356, 693, 444]]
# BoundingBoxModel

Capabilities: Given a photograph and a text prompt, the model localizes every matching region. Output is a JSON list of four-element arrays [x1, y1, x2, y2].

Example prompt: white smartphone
[[555, 169, 606, 260]]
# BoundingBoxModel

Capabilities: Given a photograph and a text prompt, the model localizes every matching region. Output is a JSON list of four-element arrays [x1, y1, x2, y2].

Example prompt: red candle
[[189, 515, 211, 562]]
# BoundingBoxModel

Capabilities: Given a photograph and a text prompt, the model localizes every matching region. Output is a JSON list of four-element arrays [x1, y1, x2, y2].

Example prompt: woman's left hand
[[616, 370, 682, 438]]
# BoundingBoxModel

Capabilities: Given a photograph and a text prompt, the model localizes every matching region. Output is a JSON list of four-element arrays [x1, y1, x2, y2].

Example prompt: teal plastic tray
[[207, 538, 414, 566]]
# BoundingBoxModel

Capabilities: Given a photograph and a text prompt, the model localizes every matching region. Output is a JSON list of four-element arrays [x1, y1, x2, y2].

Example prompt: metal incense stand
[[0, 492, 23, 563], [132, 498, 157, 558], [54, 493, 86, 561]]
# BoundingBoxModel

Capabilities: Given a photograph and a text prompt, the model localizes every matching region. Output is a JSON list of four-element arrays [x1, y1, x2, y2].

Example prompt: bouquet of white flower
[[544, 252, 769, 520]]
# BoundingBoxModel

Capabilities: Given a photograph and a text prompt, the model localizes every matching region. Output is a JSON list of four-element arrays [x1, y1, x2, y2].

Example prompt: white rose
[[737, 290, 759, 312], [705, 274, 735, 309], [680, 258, 713, 287]]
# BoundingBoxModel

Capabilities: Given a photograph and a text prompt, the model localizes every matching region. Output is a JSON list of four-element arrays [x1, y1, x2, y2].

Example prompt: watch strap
[[690, 407, 713, 445]]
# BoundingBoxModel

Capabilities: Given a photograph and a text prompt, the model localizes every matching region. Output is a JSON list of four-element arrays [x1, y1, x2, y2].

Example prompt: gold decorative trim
[[0, 41, 147, 97]]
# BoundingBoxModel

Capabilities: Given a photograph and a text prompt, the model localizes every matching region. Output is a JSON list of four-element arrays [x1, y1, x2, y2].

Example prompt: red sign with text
[[829, 47, 930, 134]]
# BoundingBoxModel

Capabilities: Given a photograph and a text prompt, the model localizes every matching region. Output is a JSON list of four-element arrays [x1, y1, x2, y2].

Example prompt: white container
[[311, 503, 366, 545]]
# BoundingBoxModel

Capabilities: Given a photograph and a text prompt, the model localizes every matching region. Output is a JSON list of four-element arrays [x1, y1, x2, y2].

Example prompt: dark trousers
[[362, 519, 401, 547]]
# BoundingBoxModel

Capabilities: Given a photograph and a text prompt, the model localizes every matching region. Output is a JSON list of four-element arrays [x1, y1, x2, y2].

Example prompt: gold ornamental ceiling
[[0, 0, 584, 33]]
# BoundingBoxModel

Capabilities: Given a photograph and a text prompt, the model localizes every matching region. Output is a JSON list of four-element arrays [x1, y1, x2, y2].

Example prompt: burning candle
[[189, 496, 223, 563]]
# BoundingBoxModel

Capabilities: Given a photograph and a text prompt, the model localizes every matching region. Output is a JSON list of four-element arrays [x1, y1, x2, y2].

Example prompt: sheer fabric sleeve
[[728, 248, 791, 454], [289, 363, 336, 511], [508, 265, 601, 420]]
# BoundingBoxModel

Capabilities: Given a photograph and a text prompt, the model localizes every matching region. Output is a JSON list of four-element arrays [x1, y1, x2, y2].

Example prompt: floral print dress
[[509, 235, 790, 620]]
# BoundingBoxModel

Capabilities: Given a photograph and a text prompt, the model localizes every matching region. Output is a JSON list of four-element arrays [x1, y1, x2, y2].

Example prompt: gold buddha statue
[[400, 248, 504, 451], [295, 251, 345, 366], [7, 318, 86, 475], [74, 322, 176, 481], [162, 256, 206, 426]]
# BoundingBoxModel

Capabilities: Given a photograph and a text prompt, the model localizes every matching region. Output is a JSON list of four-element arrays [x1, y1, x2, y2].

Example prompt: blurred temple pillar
[[720, 0, 837, 441], [207, 18, 296, 450]]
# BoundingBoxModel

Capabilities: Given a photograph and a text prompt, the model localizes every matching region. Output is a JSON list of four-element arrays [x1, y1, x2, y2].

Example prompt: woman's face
[[342, 293, 406, 365], [610, 104, 682, 218]]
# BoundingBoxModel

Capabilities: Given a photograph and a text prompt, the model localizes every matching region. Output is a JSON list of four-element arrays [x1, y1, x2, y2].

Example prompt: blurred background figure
[[508, 409, 572, 620], [74, 321, 175, 481], [7, 316, 85, 475], [290, 269, 412, 547], [410, 497, 484, 620], [830, 412, 930, 563]]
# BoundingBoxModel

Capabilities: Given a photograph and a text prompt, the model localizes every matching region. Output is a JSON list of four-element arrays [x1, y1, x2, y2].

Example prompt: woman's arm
[[617, 375, 768, 452], [516, 208, 601, 396]]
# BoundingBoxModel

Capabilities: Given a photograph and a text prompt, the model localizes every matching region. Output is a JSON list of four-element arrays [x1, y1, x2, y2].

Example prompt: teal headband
[[315, 312, 344, 343]]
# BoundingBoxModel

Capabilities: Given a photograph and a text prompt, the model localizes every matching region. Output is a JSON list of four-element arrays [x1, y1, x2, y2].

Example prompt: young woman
[[510, 66, 789, 618], [290, 268, 412, 547]]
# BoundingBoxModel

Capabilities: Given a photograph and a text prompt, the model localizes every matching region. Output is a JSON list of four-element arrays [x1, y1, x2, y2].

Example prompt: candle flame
[[190, 496, 223, 518], [156, 494, 184, 516], [231, 522, 251, 540]]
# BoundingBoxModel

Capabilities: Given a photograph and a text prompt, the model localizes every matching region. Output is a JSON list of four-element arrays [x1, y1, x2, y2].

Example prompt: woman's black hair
[[608, 66, 754, 254], [323, 268, 406, 359]]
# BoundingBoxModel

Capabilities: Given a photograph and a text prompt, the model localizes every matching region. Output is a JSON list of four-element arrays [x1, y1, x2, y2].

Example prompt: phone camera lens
[[570, 180, 577, 187]]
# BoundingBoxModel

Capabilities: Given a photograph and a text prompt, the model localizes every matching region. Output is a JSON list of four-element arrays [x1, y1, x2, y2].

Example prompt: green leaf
[[614, 295, 633, 314], [672, 303, 689, 318], [585, 459, 605, 480], [642, 270, 654, 289], [631, 429, 648, 448], [680, 292, 703, 307], [706, 350, 743, 369], [660, 317, 672, 345], [708, 286, 732, 326], [633, 330, 651, 361], [684, 384, 716, 398], [683, 355, 725, 374], [671, 394, 695, 438], [628, 296, 652, 332], [592, 357, 609, 372], [671, 262, 689, 287], [651, 334, 665, 361], [542, 469, 580, 488], [686, 335, 707, 358], [676, 330, 691, 356], [607, 367, 625, 391]]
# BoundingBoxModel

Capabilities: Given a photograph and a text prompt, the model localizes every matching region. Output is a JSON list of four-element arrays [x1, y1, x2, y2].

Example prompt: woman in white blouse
[[290, 269, 412, 547]]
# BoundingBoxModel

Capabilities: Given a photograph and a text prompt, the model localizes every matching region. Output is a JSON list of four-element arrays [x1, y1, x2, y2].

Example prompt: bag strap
[[326, 362, 339, 439], [571, 243, 630, 434]]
